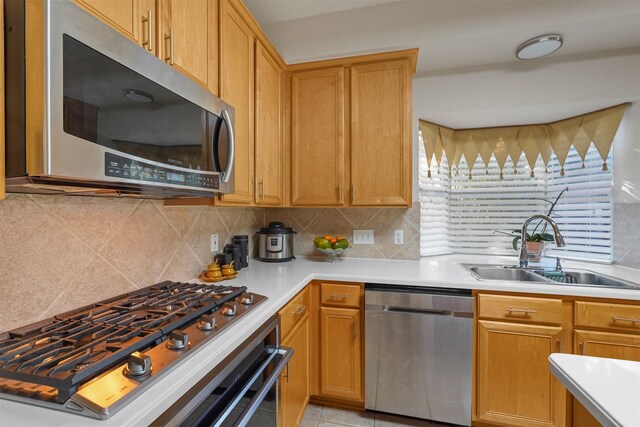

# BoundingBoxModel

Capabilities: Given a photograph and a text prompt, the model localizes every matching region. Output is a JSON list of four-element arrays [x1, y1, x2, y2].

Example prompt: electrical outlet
[[353, 230, 374, 244], [210, 234, 219, 252], [394, 230, 404, 245]]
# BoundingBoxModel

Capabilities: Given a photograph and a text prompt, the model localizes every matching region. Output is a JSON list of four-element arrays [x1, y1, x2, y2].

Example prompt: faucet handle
[[555, 257, 563, 272]]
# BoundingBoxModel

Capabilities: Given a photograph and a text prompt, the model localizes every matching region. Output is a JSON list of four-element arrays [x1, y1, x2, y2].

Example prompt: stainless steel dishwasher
[[365, 284, 473, 426]]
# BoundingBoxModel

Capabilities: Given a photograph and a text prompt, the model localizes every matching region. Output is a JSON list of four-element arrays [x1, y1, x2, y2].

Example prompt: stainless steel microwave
[[4, 0, 235, 198]]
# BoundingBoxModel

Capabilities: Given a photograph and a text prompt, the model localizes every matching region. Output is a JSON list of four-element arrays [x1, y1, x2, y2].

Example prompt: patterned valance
[[419, 103, 629, 179]]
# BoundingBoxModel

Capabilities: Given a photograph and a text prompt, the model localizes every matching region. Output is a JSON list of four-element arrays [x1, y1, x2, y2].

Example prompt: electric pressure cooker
[[257, 222, 296, 262]]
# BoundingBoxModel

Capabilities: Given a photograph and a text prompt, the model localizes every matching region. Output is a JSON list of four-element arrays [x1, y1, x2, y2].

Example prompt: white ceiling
[[244, 0, 640, 74]]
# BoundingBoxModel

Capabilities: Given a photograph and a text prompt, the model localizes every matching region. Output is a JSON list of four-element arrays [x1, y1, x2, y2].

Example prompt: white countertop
[[1, 254, 640, 426], [549, 353, 640, 427]]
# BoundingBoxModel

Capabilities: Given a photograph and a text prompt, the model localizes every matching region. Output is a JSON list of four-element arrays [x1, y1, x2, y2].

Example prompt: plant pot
[[525, 241, 545, 261]]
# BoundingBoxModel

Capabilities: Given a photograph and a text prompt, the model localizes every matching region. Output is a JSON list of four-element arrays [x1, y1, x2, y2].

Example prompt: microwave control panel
[[105, 153, 219, 189]]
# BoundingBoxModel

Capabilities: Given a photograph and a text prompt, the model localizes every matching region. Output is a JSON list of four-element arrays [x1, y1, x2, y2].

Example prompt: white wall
[[411, 47, 640, 203]]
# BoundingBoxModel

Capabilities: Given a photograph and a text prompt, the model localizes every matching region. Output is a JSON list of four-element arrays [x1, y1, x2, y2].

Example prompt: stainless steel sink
[[461, 264, 640, 290], [533, 269, 640, 290], [462, 264, 550, 282]]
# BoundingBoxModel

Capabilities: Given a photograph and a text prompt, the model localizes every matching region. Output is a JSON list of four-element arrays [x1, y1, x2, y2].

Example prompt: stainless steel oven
[[5, 0, 235, 197], [152, 316, 292, 427]]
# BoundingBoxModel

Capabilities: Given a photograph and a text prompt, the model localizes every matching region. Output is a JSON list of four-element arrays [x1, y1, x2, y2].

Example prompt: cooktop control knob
[[197, 314, 216, 331], [221, 302, 237, 316], [123, 351, 153, 378], [239, 293, 254, 305], [166, 330, 189, 351]]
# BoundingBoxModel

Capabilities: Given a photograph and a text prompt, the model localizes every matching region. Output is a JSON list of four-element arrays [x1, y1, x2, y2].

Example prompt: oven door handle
[[229, 347, 293, 427]]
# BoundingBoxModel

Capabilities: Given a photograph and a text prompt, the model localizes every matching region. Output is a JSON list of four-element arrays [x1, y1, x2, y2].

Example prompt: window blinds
[[419, 134, 613, 261]]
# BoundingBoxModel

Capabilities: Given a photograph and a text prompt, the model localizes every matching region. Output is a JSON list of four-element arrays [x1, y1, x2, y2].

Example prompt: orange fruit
[[336, 235, 344, 240], [329, 238, 337, 244], [323, 234, 333, 241]]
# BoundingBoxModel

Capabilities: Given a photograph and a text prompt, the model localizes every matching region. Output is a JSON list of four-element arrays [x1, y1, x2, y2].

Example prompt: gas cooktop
[[0, 280, 266, 419]]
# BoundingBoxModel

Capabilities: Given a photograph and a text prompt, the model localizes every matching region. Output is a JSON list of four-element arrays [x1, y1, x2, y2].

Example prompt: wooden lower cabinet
[[572, 330, 640, 427], [279, 315, 310, 427], [319, 306, 362, 401], [476, 320, 565, 427]]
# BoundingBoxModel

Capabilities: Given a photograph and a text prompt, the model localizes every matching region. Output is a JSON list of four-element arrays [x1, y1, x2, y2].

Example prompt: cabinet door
[[280, 317, 310, 427], [476, 320, 565, 427], [320, 307, 362, 401], [291, 68, 345, 206], [161, 0, 217, 91], [255, 42, 283, 206], [219, 1, 255, 204], [350, 61, 411, 206], [74, 0, 140, 43], [572, 330, 640, 427]]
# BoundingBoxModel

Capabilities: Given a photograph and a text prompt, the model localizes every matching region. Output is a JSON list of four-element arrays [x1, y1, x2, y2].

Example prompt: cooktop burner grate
[[0, 281, 246, 403]]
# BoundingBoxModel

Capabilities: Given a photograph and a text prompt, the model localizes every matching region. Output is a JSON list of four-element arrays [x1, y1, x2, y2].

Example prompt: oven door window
[[180, 346, 293, 427], [62, 35, 226, 173]]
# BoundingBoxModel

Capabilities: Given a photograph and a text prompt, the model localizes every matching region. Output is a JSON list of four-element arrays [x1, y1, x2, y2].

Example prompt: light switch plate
[[210, 234, 219, 252], [353, 230, 374, 244]]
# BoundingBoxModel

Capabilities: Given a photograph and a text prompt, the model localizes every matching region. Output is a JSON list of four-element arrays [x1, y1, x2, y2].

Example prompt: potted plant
[[494, 188, 568, 261]]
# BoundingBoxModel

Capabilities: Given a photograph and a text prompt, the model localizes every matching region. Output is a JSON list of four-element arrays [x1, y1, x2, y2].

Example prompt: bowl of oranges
[[313, 234, 350, 263]]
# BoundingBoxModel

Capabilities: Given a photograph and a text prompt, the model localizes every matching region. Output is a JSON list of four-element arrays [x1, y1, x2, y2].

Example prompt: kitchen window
[[419, 133, 613, 262]]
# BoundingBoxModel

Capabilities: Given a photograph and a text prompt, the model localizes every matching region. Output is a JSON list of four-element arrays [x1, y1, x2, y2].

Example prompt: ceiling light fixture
[[516, 34, 563, 60], [124, 89, 154, 103]]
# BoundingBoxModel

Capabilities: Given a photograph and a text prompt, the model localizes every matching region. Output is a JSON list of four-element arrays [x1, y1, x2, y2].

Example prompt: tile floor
[[300, 404, 450, 427]]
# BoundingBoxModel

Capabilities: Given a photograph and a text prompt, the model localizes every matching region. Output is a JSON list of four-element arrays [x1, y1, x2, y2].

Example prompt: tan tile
[[185, 207, 230, 265], [300, 419, 319, 427], [320, 407, 374, 427], [388, 233, 420, 260], [217, 207, 245, 233], [304, 404, 324, 420], [158, 243, 204, 282], [31, 195, 139, 251], [374, 413, 436, 426], [156, 202, 203, 237], [347, 243, 387, 259], [250, 207, 265, 227], [50, 257, 138, 315], [405, 202, 421, 230], [305, 209, 352, 242], [0, 195, 94, 332], [339, 207, 382, 228], [366, 209, 418, 258], [228, 208, 261, 245], [265, 208, 322, 233], [100, 201, 181, 287]]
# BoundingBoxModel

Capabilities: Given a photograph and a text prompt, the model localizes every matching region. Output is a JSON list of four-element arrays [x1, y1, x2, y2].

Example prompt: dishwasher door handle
[[384, 306, 453, 316], [377, 306, 474, 318]]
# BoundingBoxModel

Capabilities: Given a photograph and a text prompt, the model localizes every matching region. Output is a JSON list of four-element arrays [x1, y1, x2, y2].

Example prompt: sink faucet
[[519, 214, 566, 268]]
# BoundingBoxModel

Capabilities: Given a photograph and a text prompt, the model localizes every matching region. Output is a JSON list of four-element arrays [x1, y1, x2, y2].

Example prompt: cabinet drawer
[[320, 283, 361, 308], [278, 287, 310, 340], [478, 294, 563, 325], [575, 301, 640, 332]]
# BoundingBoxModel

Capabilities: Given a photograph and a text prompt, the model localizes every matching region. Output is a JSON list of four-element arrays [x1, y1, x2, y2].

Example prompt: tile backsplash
[[264, 203, 421, 260], [0, 196, 419, 332], [613, 202, 640, 269], [0, 194, 263, 332]]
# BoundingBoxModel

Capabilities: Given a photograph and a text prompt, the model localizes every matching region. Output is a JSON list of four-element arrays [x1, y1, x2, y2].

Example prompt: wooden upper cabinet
[[160, 0, 218, 92], [219, 0, 255, 204], [74, 0, 140, 43], [290, 67, 345, 206], [350, 60, 411, 206], [476, 320, 566, 427], [255, 42, 283, 205]]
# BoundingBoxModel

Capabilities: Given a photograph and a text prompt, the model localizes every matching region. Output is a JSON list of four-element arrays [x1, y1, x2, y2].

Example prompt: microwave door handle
[[220, 110, 235, 184], [229, 347, 294, 427]]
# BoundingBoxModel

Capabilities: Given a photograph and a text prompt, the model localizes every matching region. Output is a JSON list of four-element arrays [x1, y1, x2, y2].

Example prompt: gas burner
[[0, 281, 267, 419]]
